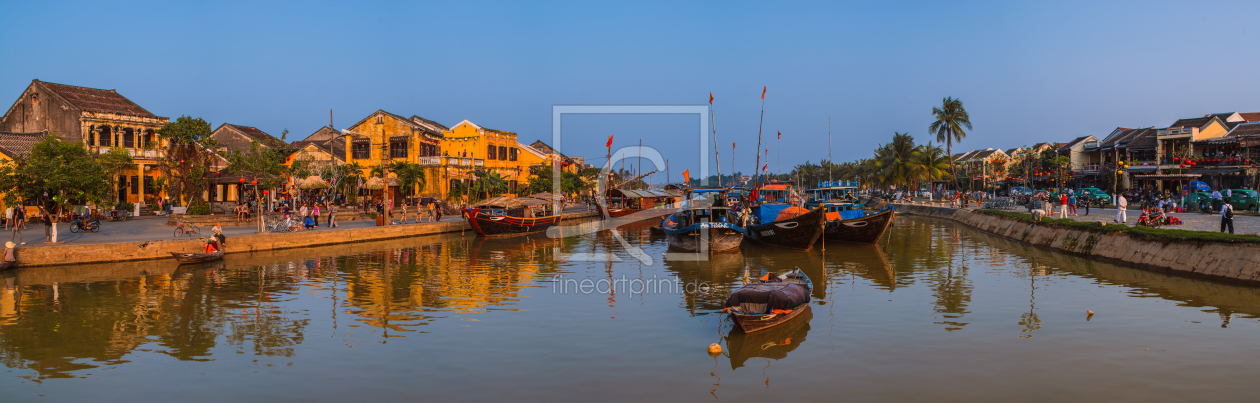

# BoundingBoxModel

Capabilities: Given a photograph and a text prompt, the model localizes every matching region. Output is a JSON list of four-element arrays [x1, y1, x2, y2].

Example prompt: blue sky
[[3, 0, 1258, 181]]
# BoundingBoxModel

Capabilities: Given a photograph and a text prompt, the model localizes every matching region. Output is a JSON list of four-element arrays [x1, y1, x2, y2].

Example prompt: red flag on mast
[[761, 86, 766, 100], [709, 93, 714, 104], [777, 131, 781, 139], [605, 134, 614, 148]]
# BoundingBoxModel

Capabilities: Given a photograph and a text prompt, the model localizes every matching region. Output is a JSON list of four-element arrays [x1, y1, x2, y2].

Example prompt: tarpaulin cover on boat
[[724, 283, 810, 313]]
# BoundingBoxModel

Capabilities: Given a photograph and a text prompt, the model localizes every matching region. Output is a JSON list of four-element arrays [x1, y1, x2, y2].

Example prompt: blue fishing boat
[[805, 181, 895, 244], [660, 188, 744, 253], [742, 181, 826, 249]]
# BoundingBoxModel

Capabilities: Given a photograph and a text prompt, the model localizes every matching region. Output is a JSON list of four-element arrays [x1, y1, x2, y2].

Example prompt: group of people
[[282, 202, 338, 231], [374, 198, 443, 225]]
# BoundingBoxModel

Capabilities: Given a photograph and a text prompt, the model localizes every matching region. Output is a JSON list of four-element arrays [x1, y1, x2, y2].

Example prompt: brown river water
[[1, 216, 1258, 402]]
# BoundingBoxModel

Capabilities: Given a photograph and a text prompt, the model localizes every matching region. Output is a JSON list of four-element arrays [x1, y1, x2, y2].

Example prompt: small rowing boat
[[0, 261, 15, 271], [170, 251, 225, 264], [724, 268, 812, 333]]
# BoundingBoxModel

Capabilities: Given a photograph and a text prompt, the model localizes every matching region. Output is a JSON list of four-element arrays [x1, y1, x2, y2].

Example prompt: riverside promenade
[[5, 205, 600, 268]]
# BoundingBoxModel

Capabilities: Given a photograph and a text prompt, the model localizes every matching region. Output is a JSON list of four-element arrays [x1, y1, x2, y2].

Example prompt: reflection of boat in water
[[725, 308, 812, 369], [743, 181, 826, 249], [805, 181, 896, 244], [170, 251, 225, 264], [725, 269, 812, 333]]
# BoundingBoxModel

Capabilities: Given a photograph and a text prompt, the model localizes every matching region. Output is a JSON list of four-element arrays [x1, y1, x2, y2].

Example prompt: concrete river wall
[[14, 211, 599, 268], [894, 203, 1260, 285]]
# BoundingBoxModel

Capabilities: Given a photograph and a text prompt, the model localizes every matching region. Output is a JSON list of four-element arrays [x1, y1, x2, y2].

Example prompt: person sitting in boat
[[203, 237, 220, 253]]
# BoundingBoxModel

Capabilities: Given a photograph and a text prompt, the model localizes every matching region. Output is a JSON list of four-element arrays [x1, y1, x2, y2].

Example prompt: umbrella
[[362, 177, 385, 190], [299, 175, 329, 189]]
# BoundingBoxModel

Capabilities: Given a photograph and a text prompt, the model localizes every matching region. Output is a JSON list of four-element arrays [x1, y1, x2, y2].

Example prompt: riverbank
[[9, 210, 600, 268], [893, 203, 1260, 285]]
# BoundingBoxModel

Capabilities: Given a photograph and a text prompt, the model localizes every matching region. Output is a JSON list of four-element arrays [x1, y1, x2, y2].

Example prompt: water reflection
[[724, 309, 813, 370]]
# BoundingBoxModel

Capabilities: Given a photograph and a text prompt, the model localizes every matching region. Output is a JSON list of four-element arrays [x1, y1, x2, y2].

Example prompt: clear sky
[[3, 0, 1258, 181]]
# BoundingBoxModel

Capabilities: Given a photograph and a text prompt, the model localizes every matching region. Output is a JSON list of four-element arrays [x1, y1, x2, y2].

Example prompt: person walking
[[401, 201, 411, 224], [434, 202, 443, 222], [312, 204, 321, 228], [1068, 194, 1078, 216], [328, 204, 339, 228], [1221, 202, 1235, 234], [1211, 189, 1223, 214], [4, 206, 10, 230], [1115, 194, 1128, 224], [1058, 192, 1069, 219]]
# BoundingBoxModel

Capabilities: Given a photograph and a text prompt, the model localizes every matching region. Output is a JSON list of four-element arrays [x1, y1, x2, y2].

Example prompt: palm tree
[[929, 97, 972, 190], [875, 132, 917, 188], [911, 142, 952, 192], [470, 169, 507, 200], [389, 161, 427, 197]]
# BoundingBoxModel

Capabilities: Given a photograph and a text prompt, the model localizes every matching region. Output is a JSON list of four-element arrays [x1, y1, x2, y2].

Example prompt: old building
[[210, 123, 288, 154], [287, 126, 346, 168], [343, 110, 448, 199], [0, 80, 170, 205]]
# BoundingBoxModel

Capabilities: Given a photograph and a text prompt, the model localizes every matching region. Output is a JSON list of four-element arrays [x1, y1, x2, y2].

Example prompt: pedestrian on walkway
[[42, 211, 53, 243], [427, 202, 435, 223], [1221, 202, 1235, 234], [1068, 194, 1078, 216], [1115, 194, 1128, 223], [313, 204, 321, 227], [1083, 196, 1090, 215], [1211, 189, 1223, 214], [299, 203, 308, 221], [434, 202, 443, 222], [3, 206, 10, 230], [402, 202, 411, 224], [1058, 193, 1069, 219], [328, 204, 338, 228]]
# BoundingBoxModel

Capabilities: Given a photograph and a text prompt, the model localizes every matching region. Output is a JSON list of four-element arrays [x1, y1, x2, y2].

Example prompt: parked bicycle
[[174, 220, 201, 237]]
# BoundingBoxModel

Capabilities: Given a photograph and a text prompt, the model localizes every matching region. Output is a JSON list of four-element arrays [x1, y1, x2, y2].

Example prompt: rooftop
[[33, 80, 160, 119]]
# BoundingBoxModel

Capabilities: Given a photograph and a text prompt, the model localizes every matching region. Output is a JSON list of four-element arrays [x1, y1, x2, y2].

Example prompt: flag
[[709, 93, 713, 104], [605, 134, 614, 148], [761, 86, 766, 99], [762, 164, 768, 171], [682, 169, 690, 184], [777, 131, 781, 139], [732, 142, 736, 148]]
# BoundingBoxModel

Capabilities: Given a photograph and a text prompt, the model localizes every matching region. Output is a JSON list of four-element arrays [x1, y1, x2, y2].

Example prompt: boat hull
[[745, 206, 826, 249], [595, 203, 644, 219], [665, 230, 743, 253], [730, 303, 811, 333], [170, 251, 225, 264], [725, 308, 812, 369], [823, 208, 895, 244], [463, 208, 563, 237], [0, 261, 14, 271]]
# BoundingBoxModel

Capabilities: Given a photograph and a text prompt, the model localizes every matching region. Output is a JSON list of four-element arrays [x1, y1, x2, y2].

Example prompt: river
[[1, 216, 1258, 402]]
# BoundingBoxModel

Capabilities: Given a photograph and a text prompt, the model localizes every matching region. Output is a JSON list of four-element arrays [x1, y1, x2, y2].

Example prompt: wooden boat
[[662, 188, 744, 253], [597, 188, 681, 220], [822, 207, 895, 244], [0, 261, 15, 271], [804, 180, 895, 244], [743, 182, 826, 249], [724, 308, 812, 369], [170, 251, 225, 264], [463, 196, 563, 237], [725, 268, 813, 333]]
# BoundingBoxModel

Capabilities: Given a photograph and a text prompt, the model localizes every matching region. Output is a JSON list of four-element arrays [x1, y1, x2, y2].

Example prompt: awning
[[608, 189, 681, 198], [1126, 166, 1158, 172], [1133, 174, 1201, 180], [1189, 168, 1245, 175]]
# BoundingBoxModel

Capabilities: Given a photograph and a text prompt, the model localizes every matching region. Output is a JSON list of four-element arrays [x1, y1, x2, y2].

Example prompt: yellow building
[[343, 110, 448, 199]]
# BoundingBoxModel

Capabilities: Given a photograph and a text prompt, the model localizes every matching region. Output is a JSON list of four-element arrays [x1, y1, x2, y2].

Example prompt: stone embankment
[[894, 203, 1260, 285], [15, 211, 598, 268]]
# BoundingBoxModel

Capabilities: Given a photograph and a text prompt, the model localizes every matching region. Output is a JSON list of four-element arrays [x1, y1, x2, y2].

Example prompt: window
[[143, 130, 154, 148], [124, 128, 135, 148], [390, 141, 407, 158], [145, 176, 155, 194], [88, 125, 96, 146], [498, 146, 508, 160], [487, 144, 497, 160], [509, 148, 518, 161], [352, 141, 371, 159], [100, 126, 112, 147], [130, 176, 139, 195]]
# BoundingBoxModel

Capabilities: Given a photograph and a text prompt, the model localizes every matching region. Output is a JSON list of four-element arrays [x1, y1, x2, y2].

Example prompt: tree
[[225, 140, 288, 232], [470, 169, 507, 200], [389, 161, 426, 197], [156, 116, 216, 206], [929, 97, 972, 190], [911, 142, 952, 192], [875, 132, 917, 188], [0, 134, 112, 229], [98, 146, 136, 204]]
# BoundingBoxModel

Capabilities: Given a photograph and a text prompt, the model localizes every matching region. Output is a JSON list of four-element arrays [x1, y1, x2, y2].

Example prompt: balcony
[[1082, 163, 1101, 173], [96, 147, 164, 159]]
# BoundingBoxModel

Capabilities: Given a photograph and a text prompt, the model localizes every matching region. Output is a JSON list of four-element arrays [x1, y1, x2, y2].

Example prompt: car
[[1075, 188, 1112, 204], [1187, 192, 1213, 209], [1226, 189, 1259, 211]]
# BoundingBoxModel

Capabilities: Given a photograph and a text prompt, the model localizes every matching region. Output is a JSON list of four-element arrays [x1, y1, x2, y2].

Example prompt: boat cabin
[[474, 196, 557, 218], [805, 181, 866, 221], [605, 188, 681, 210], [752, 181, 805, 225]]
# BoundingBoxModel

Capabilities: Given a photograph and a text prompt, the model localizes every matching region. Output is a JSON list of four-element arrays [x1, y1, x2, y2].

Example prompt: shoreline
[[893, 203, 1260, 285], [9, 211, 600, 269]]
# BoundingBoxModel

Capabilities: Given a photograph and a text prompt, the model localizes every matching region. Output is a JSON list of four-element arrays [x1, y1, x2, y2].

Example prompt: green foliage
[[187, 202, 212, 216], [98, 146, 136, 202], [116, 202, 135, 212], [471, 169, 507, 200], [389, 161, 426, 196], [156, 116, 216, 205], [929, 97, 972, 187], [0, 134, 112, 212]]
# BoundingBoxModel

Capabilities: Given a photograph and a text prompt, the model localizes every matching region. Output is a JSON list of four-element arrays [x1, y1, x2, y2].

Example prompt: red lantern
[[263, 190, 269, 195], [239, 178, 245, 183], [250, 180, 257, 185]]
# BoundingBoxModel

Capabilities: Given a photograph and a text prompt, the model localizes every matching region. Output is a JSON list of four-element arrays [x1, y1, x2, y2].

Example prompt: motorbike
[[1138, 208, 1166, 228], [69, 216, 101, 233], [1198, 199, 1214, 215]]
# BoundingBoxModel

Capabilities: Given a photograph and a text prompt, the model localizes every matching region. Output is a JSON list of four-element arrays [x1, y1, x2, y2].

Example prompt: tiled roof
[[300, 126, 341, 143], [1125, 128, 1159, 150], [529, 140, 566, 157], [1227, 122, 1260, 137], [1169, 116, 1217, 129], [0, 130, 47, 159], [1239, 112, 1260, 122], [1225, 121, 1245, 131], [1057, 136, 1094, 151], [34, 80, 158, 118], [408, 115, 449, 135], [290, 137, 347, 162], [224, 124, 288, 149]]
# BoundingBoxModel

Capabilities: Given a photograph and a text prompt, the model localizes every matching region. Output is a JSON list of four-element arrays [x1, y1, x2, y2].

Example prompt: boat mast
[[711, 93, 721, 188], [752, 86, 766, 204]]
